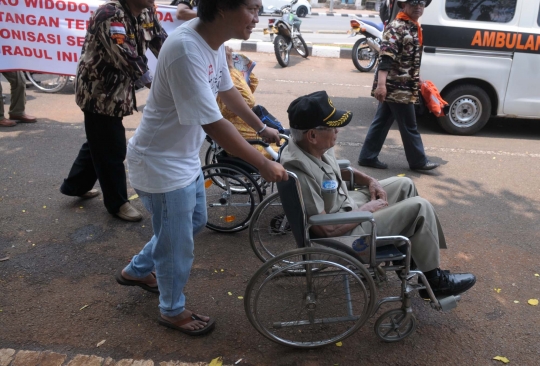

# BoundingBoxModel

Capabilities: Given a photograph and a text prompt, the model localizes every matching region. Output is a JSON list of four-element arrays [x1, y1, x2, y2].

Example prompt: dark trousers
[[60, 111, 128, 214], [359, 101, 427, 169]]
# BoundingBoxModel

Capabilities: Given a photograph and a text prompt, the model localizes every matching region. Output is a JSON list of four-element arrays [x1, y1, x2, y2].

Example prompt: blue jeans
[[359, 101, 427, 169], [123, 171, 207, 317]]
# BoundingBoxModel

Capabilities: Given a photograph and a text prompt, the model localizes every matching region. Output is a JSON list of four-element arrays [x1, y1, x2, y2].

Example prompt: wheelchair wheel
[[249, 192, 297, 263], [25, 72, 70, 93], [203, 164, 263, 233], [245, 247, 377, 348], [374, 308, 416, 343], [204, 143, 223, 166]]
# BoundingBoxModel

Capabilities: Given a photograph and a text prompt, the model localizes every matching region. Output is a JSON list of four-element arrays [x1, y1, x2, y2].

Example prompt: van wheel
[[438, 84, 491, 135]]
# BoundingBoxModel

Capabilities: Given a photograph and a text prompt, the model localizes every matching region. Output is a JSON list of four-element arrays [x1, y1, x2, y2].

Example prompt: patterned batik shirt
[[75, 0, 167, 117], [372, 18, 422, 104]]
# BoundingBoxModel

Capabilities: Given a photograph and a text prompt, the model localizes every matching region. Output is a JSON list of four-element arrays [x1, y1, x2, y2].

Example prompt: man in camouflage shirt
[[171, 0, 198, 22], [60, 0, 167, 221], [358, 0, 439, 171]]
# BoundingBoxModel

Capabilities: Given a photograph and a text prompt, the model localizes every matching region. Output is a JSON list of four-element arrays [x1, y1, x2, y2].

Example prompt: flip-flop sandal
[[115, 269, 159, 294], [158, 313, 216, 336]]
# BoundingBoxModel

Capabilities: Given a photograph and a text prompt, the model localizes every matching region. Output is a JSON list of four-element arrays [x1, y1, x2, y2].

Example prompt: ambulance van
[[420, 0, 540, 135]]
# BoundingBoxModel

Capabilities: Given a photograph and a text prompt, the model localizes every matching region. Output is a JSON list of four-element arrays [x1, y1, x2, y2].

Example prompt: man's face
[[224, 0, 261, 40], [402, 1, 425, 21], [310, 127, 339, 151]]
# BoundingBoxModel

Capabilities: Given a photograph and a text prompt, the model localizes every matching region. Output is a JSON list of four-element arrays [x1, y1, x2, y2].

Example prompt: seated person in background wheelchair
[[279, 91, 476, 298], [217, 47, 287, 159]]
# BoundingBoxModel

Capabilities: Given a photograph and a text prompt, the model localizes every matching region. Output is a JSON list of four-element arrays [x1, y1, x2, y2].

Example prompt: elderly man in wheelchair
[[243, 91, 476, 347]]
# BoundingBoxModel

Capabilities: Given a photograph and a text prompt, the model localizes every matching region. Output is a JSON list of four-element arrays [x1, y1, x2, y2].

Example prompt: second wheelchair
[[202, 135, 288, 233]]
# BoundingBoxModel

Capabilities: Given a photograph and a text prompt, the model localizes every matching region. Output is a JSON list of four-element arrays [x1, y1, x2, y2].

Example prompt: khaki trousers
[[349, 177, 446, 272], [0, 71, 26, 119]]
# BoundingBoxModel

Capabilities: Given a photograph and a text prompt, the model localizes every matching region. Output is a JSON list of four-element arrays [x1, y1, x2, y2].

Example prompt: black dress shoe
[[358, 158, 388, 169], [419, 269, 476, 298], [411, 161, 440, 171]]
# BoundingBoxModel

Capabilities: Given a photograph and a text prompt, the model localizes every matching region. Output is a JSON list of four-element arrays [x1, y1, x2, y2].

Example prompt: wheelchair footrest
[[436, 295, 461, 312], [375, 244, 405, 262]]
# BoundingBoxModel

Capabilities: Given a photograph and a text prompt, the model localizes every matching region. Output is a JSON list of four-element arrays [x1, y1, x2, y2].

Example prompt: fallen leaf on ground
[[235, 359, 243, 365], [22, 210, 26, 213], [129, 194, 139, 200], [221, 269, 224, 272], [528, 299, 538, 306], [493, 356, 510, 364], [397, 174, 406, 177], [96, 340, 106, 347], [238, 296, 243, 300], [535, 273, 539, 277], [514, 300, 519, 304], [43, 206, 46, 209], [209, 357, 223, 366], [494, 288, 501, 293], [335, 341, 343, 347], [228, 292, 232, 296], [80, 304, 89, 310]]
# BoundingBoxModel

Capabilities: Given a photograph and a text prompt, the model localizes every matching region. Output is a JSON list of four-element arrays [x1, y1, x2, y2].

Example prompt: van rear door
[[503, 1, 540, 117]]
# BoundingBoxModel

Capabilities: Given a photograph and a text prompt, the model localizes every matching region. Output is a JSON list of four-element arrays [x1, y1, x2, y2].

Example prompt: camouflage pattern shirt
[[76, 0, 167, 117], [372, 18, 422, 104]]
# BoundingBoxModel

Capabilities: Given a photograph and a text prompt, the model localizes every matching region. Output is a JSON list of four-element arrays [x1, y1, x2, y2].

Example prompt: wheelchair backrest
[[276, 171, 308, 249]]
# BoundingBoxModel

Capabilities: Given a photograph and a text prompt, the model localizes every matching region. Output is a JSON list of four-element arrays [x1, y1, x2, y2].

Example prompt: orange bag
[[421, 81, 448, 117]]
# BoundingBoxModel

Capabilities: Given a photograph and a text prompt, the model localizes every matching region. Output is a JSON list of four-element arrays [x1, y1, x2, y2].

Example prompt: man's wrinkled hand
[[369, 180, 387, 201], [260, 126, 281, 145], [259, 160, 288, 182], [360, 199, 388, 213]]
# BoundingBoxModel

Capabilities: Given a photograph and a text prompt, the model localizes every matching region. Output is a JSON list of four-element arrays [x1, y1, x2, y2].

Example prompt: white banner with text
[[0, 0, 182, 75]]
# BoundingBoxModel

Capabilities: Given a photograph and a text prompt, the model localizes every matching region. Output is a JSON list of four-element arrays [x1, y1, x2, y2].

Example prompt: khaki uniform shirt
[[280, 140, 359, 218], [75, 0, 167, 117], [372, 18, 422, 104]]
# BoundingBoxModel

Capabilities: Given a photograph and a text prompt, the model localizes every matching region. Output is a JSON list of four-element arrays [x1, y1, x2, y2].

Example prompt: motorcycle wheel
[[25, 72, 69, 93], [352, 38, 378, 72], [274, 35, 290, 67], [293, 35, 309, 58]]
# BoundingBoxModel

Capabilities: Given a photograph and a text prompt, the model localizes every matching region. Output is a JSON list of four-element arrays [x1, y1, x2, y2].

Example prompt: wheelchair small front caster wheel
[[374, 308, 416, 342]]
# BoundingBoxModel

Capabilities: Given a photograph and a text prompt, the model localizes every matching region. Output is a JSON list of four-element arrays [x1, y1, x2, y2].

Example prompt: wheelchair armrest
[[337, 159, 350, 169], [246, 139, 270, 148], [308, 211, 373, 226]]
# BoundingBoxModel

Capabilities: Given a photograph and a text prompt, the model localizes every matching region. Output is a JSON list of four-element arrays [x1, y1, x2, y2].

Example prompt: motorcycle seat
[[362, 20, 384, 32]]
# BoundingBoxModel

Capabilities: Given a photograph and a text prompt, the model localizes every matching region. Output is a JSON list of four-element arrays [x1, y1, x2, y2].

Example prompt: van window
[[538, 4, 540, 26], [445, 0, 517, 23]]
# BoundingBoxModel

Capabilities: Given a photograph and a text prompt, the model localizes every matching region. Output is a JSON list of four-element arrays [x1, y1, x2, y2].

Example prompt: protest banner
[[0, 0, 181, 75]]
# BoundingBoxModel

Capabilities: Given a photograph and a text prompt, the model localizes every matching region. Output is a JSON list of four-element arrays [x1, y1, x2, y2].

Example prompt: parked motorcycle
[[349, 17, 383, 72], [263, 0, 309, 68]]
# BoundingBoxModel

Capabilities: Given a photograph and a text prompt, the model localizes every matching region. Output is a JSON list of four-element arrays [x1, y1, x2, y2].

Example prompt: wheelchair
[[248, 160, 354, 264], [243, 171, 464, 348], [202, 134, 288, 233]]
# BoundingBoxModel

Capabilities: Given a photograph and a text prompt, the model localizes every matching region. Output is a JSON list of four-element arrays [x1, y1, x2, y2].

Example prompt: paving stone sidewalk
[[0, 349, 231, 366]]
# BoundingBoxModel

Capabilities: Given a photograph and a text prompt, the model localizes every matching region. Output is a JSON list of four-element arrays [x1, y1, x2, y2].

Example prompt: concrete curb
[[310, 12, 377, 17], [252, 28, 348, 34], [0, 348, 233, 366], [225, 40, 352, 60]]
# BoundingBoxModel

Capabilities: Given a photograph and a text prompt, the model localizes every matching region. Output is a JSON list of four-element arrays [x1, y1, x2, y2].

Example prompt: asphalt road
[[1, 53, 540, 365]]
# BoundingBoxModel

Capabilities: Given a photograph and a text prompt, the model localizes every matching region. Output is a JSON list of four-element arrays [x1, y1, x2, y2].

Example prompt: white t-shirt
[[127, 20, 234, 193]]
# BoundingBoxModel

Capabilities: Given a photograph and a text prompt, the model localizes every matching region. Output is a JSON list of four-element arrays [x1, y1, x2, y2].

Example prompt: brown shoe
[[78, 189, 100, 199], [9, 114, 37, 123], [116, 202, 143, 222], [0, 118, 16, 127]]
